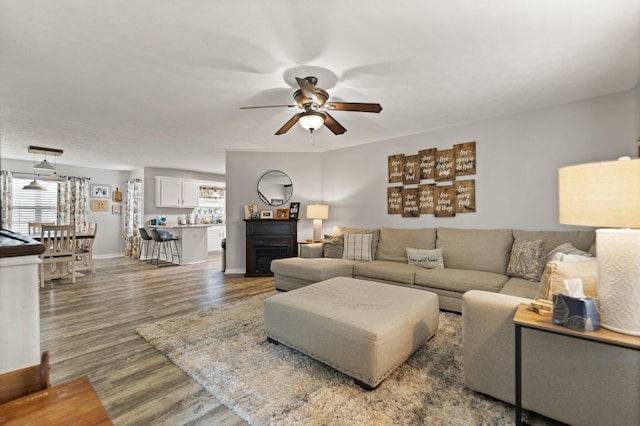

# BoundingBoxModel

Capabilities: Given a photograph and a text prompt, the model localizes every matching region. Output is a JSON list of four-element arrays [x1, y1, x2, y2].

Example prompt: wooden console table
[[513, 303, 640, 425], [0, 375, 112, 425]]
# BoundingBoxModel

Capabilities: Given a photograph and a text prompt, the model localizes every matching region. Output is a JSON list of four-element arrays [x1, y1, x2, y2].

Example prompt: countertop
[[0, 229, 45, 258], [149, 224, 213, 228]]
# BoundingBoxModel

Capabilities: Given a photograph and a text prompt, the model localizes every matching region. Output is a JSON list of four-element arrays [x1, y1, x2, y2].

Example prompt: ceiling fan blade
[[326, 102, 383, 113], [275, 114, 300, 135], [240, 104, 296, 109], [323, 112, 347, 135], [295, 77, 318, 103]]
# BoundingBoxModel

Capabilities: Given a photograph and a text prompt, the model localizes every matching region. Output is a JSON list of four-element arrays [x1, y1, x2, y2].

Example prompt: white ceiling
[[1, 1, 639, 175]]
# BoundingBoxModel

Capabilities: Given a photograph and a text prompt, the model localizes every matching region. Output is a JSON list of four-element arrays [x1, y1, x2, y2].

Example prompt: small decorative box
[[552, 294, 600, 332]]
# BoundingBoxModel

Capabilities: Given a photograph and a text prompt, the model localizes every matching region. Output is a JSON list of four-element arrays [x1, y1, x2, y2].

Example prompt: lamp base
[[597, 229, 640, 336], [312, 219, 323, 243]]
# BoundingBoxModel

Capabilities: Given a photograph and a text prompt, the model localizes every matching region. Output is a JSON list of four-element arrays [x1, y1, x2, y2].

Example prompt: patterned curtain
[[124, 179, 142, 258], [0, 170, 13, 229], [57, 177, 90, 227]]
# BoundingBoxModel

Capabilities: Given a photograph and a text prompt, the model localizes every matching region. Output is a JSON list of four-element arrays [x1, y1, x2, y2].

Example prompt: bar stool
[[138, 228, 154, 263], [149, 228, 180, 265]]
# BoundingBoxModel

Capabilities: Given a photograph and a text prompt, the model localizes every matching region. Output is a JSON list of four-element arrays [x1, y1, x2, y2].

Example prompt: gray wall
[[226, 89, 637, 274]]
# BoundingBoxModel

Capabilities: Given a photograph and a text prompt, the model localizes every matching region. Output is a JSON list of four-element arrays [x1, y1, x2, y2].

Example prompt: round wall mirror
[[257, 170, 293, 206]]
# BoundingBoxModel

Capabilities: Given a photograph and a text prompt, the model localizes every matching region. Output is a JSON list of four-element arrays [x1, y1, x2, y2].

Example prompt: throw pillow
[[546, 243, 593, 262], [342, 233, 373, 261], [406, 248, 444, 269], [323, 235, 344, 259], [536, 259, 598, 301], [507, 239, 547, 282]]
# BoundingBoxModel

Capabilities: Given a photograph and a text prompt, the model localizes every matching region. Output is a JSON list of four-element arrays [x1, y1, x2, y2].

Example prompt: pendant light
[[23, 152, 47, 191]]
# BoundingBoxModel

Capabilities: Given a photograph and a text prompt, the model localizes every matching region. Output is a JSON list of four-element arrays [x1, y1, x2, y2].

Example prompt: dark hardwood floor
[[39, 253, 275, 425]]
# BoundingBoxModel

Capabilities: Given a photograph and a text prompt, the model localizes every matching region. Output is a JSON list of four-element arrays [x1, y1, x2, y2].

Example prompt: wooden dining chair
[[75, 222, 97, 274], [40, 225, 76, 287], [28, 222, 55, 235], [0, 352, 50, 405]]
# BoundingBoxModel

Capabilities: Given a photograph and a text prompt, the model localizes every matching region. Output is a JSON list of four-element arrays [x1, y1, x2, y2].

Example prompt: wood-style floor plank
[[39, 254, 275, 425]]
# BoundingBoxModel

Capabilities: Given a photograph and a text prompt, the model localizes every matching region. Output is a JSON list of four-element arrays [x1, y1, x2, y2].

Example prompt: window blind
[[11, 178, 58, 234]]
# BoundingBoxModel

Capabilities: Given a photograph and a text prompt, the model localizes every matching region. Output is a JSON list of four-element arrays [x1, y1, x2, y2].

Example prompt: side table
[[513, 303, 640, 425]]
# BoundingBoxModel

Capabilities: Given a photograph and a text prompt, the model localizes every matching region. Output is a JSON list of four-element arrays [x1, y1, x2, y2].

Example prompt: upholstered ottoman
[[264, 277, 440, 390]]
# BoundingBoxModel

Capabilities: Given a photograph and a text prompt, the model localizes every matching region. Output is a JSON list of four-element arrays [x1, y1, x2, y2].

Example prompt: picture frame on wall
[[112, 204, 122, 215], [91, 184, 111, 198], [260, 210, 274, 219], [288, 202, 300, 219]]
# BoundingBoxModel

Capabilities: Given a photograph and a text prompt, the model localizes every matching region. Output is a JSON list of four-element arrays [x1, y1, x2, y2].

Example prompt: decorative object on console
[[288, 202, 300, 219], [306, 204, 329, 242], [260, 210, 274, 219], [244, 204, 258, 219], [559, 157, 640, 336], [275, 208, 289, 220]]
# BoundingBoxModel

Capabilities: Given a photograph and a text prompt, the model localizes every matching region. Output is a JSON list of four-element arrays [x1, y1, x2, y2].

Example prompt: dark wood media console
[[244, 219, 298, 277]]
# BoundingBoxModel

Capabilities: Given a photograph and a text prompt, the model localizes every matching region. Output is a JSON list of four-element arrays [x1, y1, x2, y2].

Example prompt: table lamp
[[306, 204, 329, 242], [559, 157, 640, 336]]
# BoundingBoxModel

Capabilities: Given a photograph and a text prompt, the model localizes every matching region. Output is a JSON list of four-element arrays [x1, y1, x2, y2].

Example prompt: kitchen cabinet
[[207, 225, 226, 252], [155, 177, 200, 208]]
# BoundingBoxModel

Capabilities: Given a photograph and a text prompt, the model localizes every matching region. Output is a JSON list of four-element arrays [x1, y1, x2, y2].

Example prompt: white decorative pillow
[[406, 248, 444, 269], [342, 233, 373, 261], [546, 243, 593, 262]]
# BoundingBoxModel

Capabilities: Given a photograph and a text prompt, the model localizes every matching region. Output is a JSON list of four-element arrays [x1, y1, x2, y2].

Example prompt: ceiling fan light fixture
[[298, 111, 325, 132]]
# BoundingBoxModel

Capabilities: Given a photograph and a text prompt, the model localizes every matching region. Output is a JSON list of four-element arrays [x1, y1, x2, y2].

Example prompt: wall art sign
[[388, 154, 405, 183], [455, 141, 476, 176], [402, 187, 420, 217], [435, 184, 456, 217], [386, 141, 477, 218], [419, 148, 436, 180], [387, 187, 403, 214]]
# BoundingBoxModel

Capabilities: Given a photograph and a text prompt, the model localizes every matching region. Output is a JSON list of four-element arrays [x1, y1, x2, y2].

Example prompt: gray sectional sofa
[[270, 226, 640, 425], [270, 226, 596, 312]]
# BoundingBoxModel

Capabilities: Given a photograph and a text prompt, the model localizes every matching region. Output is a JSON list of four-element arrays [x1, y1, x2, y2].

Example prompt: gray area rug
[[137, 291, 514, 425]]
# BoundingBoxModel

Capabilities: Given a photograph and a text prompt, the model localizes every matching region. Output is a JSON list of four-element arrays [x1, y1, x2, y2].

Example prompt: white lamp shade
[[298, 112, 325, 131], [33, 159, 56, 172], [306, 204, 329, 220], [559, 158, 640, 228]]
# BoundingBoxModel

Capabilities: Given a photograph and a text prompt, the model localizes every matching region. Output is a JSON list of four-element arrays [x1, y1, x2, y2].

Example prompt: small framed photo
[[244, 204, 258, 219], [91, 184, 111, 198], [275, 208, 289, 220], [289, 202, 300, 219], [271, 198, 284, 205], [112, 204, 122, 215], [260, 210, 274, 219]]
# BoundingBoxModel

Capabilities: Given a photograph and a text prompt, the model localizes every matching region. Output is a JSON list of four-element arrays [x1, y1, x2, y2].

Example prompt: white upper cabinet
[[155, 177, 200, 208]]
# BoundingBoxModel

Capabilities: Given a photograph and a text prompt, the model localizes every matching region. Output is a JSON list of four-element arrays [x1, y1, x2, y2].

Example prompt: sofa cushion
[[499, 277, 539, 299], [506, 239, 546, 282], [414, 268, 509, 293], [536, 259, 598, 301], [353, 261, 422, 285], [436, 228, 514, 275], [333, 226, 381, 259], [270, 257, 356, 282], [512, 229, 596, 256], [406, 248, 444, 269], [376, 227, 437, 262], [342, 233, 373, 261]]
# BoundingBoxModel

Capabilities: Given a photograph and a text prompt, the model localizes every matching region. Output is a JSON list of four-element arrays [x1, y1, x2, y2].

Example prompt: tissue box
[[552, 294, 600, 332]]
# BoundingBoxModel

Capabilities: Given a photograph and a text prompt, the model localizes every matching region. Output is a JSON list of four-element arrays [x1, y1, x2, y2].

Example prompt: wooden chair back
[[28, 222, 55, 235], [0, 352, 50, 404], [41, 225, 76, 259]]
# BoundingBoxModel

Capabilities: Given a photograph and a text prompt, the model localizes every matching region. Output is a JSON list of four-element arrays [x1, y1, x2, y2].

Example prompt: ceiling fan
[[240, 76, 382, 135]]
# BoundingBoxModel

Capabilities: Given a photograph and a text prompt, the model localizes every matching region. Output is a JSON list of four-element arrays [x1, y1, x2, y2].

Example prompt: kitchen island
[[149, 224, 211, 265]]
